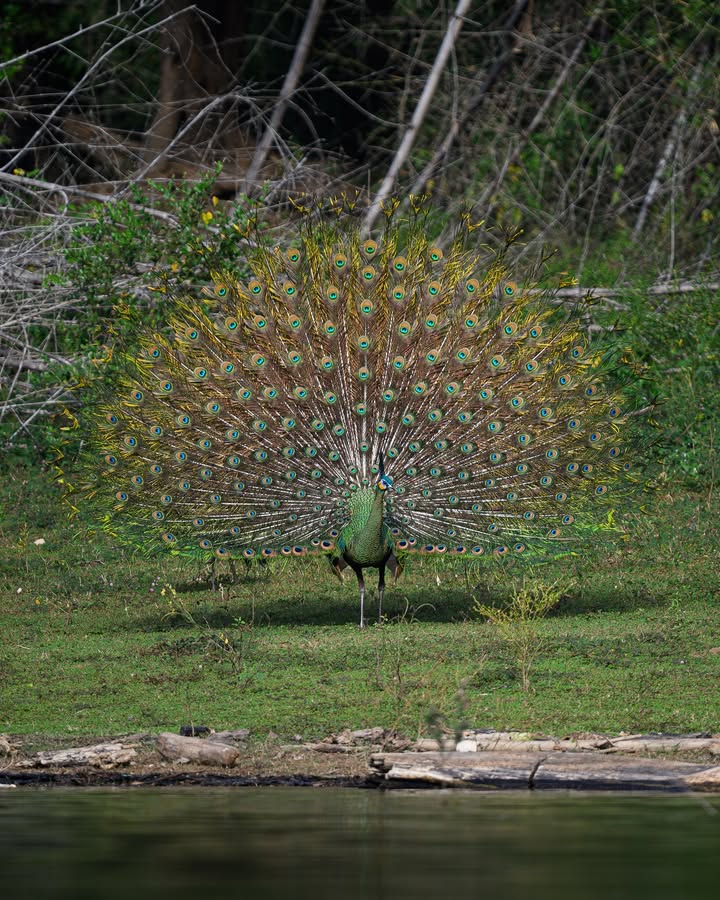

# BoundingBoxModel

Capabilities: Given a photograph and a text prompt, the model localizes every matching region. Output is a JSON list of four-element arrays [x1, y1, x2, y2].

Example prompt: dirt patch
[[0, 729, 400, 787]]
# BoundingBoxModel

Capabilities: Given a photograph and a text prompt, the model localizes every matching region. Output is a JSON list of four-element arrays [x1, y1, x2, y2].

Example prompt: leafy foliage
[[624, 286, 720, 488], [475, 574, 569, 691], [1, 174, 257, 461], [61, 172, 255, 340]]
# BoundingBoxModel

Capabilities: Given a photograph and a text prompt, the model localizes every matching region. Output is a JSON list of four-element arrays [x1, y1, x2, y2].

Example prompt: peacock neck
[[365, 486, 386, 534], [342, 486, 389, 567], [352, 485, 385, 534]]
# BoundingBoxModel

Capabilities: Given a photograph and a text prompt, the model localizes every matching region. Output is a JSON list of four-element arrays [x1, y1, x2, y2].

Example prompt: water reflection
[[1, 788, 718, 899]]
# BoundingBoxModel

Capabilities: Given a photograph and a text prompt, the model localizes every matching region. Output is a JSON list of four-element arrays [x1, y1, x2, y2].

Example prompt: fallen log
[[207, 729, 250, 744], [369, 751, 720, 791], [532, 752, 708, 791], [608, 735, 720, 755], [20, 741, 137, 769], [370, 751, 545, 788], [307, 743, 355, 754], [414, 731, 720, 755], [682, 766, 720, 790], [156, 732, 239, 767]]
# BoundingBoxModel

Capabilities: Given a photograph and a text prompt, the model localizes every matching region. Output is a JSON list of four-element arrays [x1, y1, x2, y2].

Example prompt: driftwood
[[370, 751, 720, 791], [156, 732, 239, 766], [415, 730, 720, 755], [207, 729, 250, 744], [20, 741, 137, 769], [372, 752, 545, 789]]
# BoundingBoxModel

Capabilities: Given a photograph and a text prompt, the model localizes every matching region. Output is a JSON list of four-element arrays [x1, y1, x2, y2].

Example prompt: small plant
[[160, 583, 255, 683], [424, 678, 472, 747], [474, 573, 571, 692], [370, 601, 437, 730]]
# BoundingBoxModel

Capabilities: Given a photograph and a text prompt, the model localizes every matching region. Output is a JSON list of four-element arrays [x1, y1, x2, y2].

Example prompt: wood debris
[[156, 732, 239, 767], [17, 741, 137, 769], [370, 750, 720, 792]]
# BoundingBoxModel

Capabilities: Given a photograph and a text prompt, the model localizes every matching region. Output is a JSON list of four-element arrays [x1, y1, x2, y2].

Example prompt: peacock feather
[[63, 199, 645, 626]]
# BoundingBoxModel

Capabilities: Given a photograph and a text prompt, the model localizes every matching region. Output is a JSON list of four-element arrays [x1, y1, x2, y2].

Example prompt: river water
[[2, 787, 718, 898]]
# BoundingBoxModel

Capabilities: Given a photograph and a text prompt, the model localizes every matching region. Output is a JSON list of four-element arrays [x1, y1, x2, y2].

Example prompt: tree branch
[[364, 0, 473, 232], [0, 4, 199, 174], [476, 2, 605, 221], [0, 171, 180, 226], [244, 0, 326, 191], [408, 0, 531, 197], [631, 60, 703, 242]]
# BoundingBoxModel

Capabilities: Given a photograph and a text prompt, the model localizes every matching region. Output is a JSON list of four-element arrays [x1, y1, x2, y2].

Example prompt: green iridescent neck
[[341, 485, 389, 566]]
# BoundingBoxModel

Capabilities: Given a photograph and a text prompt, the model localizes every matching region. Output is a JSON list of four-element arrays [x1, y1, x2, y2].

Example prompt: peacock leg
[[353, 565, 366, 629], [377, 562, 386, 623]]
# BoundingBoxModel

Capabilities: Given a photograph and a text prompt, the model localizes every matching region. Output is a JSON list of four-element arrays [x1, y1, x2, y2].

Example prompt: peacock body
[[67, 200, 642, 626]]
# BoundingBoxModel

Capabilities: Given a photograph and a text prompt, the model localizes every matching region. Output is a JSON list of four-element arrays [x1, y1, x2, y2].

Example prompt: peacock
[[64, 197, 644, 627]]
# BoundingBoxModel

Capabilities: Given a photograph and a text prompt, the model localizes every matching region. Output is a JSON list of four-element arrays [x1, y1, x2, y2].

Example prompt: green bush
[[1, 173, 258, 462]]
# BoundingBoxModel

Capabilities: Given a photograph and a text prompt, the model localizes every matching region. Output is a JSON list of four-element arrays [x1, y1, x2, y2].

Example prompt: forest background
[[0, 1, 719, 740]]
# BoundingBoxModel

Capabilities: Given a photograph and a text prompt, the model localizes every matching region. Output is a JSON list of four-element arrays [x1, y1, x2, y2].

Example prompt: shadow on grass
[[133, 574, 669, 632], [552, 583, 667, 617], [137, 589, 475, 631]]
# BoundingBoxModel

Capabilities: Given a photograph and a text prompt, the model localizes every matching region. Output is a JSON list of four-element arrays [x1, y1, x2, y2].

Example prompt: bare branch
[[409, 0, 531, 197], [244, 0, 326, 191], [0, 3, 161, 69], [0, 4, 200, 174], [476, 3, 606, 221], [0, 171, 181, 226], [632, 61, 703, 242], [364, 0, 473, 232]]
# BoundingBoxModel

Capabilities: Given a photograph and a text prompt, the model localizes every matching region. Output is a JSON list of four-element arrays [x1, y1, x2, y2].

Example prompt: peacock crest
[[63, 200, 644, 624]]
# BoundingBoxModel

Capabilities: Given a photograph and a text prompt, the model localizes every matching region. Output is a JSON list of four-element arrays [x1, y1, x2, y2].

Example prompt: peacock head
[[377, 472, 394, 493], [377, 450, 393, 493]]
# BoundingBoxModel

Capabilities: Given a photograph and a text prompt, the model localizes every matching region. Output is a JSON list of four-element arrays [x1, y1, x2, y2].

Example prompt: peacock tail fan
[[61, 198, 648, 569]]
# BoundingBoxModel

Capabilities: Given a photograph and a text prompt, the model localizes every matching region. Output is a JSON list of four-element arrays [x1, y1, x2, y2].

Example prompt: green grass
[[1, 469, 719, 740]]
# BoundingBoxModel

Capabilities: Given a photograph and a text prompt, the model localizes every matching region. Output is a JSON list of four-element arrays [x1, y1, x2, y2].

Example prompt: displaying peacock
[[64, 198, 645, 627]]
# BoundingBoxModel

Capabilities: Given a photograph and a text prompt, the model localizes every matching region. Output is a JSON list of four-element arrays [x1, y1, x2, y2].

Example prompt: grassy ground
[[1, 468, 719, 742]]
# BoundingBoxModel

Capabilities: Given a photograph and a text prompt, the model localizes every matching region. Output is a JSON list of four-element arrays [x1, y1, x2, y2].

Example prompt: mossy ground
[[1, 469, 718, 742]]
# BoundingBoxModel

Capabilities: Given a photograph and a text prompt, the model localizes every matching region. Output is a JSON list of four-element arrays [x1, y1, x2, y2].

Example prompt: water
[[1, 787, 718, 899]]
